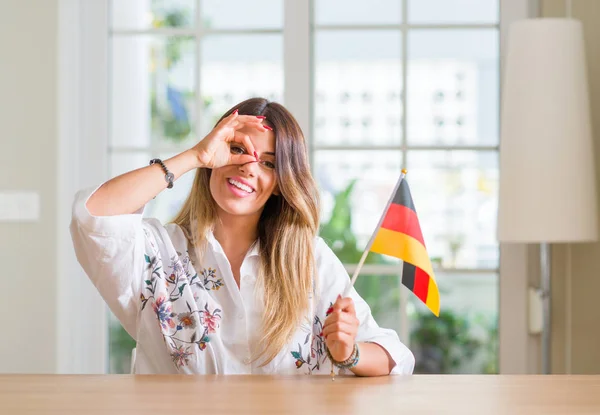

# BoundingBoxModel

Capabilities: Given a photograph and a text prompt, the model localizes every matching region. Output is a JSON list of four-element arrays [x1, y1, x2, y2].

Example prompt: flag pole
[[343, 169, 407, 297], [331, 169, 408, 381]]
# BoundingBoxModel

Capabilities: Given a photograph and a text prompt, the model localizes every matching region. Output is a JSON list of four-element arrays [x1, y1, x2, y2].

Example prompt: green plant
[[479, 314, 499, 374], [152, 8, 190, 29], [409, 310, 481, 373], [149, 8, 193, 142], [109, 320, 136, 374]]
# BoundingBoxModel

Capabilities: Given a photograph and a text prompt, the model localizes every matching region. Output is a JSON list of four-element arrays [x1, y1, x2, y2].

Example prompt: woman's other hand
[[322, 295, 359, 363]]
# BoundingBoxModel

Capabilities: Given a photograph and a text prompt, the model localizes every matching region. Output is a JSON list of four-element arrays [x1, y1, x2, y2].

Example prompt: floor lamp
[[498, 18, 598, 374]]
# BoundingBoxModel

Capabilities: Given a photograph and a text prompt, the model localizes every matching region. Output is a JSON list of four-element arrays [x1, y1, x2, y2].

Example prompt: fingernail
[[263, 125, 273, 131], [337, 294, 342, 300], [233, 109, 238, 115], [319, 331, 323, 336], [256, 115, 266, 119], [254, 151, 258, 160]]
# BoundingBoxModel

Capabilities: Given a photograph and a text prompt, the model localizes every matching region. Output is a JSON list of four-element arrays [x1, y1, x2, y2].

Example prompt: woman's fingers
[[325, 331, 354, 345], [332, 296, 356, 315], [322, 320, 356, 338], [230, 131, 257, 161], [197, 112, 271, 168], [218, 112, 257, 131], [323, 310, 359, 332], [216, 109, 239, 129], [230, 116, 269, 133], [230, 153, 257, 165]]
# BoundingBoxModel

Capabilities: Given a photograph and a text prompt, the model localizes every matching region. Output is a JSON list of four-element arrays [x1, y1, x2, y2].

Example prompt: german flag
[[369, 173, 440, 316]]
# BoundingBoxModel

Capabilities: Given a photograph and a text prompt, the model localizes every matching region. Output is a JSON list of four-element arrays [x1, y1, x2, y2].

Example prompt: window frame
[[58, 0, 533, 374]]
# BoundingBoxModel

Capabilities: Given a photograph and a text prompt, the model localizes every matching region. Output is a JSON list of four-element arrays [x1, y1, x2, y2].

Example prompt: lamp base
[[540, 243, 552, 374]]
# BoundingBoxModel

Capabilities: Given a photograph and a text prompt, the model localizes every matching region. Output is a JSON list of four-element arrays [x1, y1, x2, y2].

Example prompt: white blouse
[[70, 185, 415, 375]]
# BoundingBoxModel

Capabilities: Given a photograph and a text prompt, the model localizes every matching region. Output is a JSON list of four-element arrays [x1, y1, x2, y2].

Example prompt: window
[[106, 0, 499, 374], [107, 0, 284, 373], [313, 0, 500, 374]]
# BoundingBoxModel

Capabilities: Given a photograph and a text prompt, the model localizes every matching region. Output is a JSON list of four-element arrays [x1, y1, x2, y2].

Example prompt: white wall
[[0, 0, 58, 373]]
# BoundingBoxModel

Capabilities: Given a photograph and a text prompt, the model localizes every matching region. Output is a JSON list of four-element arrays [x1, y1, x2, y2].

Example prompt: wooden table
[[2, 375, 600, 414]]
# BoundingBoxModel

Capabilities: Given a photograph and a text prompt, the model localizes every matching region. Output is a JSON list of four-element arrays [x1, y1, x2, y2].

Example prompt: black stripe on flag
[[402, 262, 416, 291], [391, 179, 416, 212]]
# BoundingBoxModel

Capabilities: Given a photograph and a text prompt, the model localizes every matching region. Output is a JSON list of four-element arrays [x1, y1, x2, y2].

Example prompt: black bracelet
[[149, 158, 174, 189]]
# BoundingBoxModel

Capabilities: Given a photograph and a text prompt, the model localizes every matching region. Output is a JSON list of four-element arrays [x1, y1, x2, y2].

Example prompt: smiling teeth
[[228, 179, 253, 193]]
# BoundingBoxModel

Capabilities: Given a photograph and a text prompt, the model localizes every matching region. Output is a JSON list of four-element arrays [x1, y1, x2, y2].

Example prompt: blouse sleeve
[[315, 237, 415, 375], [69, 184, 162, 339]]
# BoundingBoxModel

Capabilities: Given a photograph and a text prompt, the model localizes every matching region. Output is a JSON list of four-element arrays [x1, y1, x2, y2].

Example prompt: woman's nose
[[238, 160, 258, 176]]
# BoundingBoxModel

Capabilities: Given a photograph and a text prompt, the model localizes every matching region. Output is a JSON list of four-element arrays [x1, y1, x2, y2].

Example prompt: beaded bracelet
[[149, 158, 174, 189], [326, 343, 360, 369]]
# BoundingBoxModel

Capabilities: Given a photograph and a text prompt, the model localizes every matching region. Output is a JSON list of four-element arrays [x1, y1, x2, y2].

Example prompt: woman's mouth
[[227, 178, 255, 197]]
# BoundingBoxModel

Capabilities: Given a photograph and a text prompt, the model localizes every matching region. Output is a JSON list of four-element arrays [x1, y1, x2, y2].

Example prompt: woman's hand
[[192, 111, 267, 168], [322, 295, 359, 362]]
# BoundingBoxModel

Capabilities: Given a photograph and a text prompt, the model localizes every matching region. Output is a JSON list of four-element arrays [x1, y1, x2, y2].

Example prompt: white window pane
[[353, 275, 402, 333], [406, 150, 498, 269], [408, 271, 498, 374], [145, 157, 196, 223], [408, 0, 498, 24], [315, 0, 402, 25], [109, 151, 194, 224], [315, 31, 402, 146], [407, 29, 499, 146], [315, 150, 402, 248], [109, 152, 150, 177], [202, 0, 283, 30], [111, 36, 196, 149], [111, 0, 196, 30], [201, 34, 283, 135]]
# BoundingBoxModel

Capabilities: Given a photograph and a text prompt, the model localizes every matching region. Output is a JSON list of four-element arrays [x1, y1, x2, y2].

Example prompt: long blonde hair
[[172, 98, 320, 365]]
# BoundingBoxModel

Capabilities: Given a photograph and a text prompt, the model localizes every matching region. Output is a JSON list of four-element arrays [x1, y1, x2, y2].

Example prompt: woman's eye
[[261, 161, 276, 169], [230, 145, 246, 154]]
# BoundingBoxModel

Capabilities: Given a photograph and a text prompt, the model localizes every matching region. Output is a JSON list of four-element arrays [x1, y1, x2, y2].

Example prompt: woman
[[70, 98, 414, 376]]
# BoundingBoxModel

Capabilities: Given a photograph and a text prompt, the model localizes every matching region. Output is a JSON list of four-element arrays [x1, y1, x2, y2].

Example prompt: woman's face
[[209, 125, 278, 219]]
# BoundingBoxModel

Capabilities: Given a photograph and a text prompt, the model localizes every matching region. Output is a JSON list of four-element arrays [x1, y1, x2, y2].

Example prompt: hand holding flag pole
[[343, 169, 440, 315], [329, 169, 440, 380]]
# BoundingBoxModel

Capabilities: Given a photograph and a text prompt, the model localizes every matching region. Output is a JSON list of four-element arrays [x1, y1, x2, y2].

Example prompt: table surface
[[2, 375, 600, 414]]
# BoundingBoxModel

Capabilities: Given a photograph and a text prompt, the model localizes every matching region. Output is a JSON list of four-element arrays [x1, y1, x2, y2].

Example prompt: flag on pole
[[369, 171, 440, 316]]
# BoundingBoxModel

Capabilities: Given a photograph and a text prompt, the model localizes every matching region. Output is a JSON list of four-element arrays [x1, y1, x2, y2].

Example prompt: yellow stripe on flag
[[370, 228, 435, 277], [371, 228, 440, 316], [425, 278, 440, 317]]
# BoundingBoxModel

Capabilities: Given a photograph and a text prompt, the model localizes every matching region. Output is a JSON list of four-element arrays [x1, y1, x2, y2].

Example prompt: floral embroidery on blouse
[[141, 248, 223, 369], [171, 345, 193, 368], [291, 311, 329, 373], [191, 267, 224, 291], [199, 303, 221, 333], [72, 188, 414, 375], [153, 296, 176, 330]]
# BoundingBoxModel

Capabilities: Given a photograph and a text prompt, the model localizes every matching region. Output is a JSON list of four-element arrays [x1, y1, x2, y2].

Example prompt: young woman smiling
[[70, 98, 414, 376]]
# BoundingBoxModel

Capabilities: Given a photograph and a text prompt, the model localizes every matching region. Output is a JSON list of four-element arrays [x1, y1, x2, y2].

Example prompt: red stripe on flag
[[380, 203, 425, 246], [413, 266, 430, 303]]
